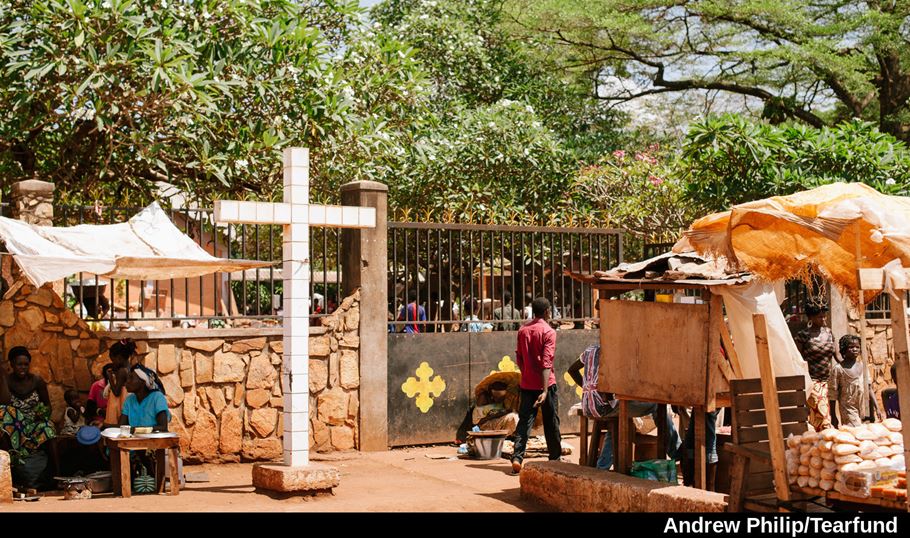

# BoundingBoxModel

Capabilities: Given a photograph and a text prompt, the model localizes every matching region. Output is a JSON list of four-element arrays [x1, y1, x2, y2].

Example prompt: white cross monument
[[214, 148, 375, 476]]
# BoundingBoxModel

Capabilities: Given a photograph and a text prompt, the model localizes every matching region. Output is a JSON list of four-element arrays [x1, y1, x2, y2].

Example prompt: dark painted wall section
[[388, 329, 597, 446]]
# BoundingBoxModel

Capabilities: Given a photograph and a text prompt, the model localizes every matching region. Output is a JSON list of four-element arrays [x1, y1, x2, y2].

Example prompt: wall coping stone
[[11, 180, 55, 195], [103, 327, 326, 340]]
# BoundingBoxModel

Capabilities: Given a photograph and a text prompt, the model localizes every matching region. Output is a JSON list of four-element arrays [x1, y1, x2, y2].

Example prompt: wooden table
[[792, 486, 908, 511], [104, 436, 180, 498], [574, 406, 618, 467]]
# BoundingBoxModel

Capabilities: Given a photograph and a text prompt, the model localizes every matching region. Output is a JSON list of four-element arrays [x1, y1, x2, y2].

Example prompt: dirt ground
[[3, 437, 581, 512]]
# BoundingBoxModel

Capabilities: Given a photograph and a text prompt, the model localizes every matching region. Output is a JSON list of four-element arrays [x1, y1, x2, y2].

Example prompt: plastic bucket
[[470, 434, 505, 460]]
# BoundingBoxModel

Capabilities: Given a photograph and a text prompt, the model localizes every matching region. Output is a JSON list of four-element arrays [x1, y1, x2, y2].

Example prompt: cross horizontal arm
[[215, 200, 376, 229]]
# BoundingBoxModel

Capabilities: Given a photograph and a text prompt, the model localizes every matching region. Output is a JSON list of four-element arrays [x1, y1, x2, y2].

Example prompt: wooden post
[[693, 406, 706, 489], [752, 313, 791, 502], [656, 404, 668, 461], [887, 292, 910, 512], [854, 222, 871, 418], [617, 400, 631, 474], [578, 413, 589, 466]]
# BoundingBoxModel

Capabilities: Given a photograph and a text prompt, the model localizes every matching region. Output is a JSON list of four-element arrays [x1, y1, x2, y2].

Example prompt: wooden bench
[[725, 375, 810, 512]]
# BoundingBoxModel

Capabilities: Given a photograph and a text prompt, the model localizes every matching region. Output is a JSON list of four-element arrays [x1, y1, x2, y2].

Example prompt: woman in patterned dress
[[0, 346, 56, 488], [794, 304, 835, 431]]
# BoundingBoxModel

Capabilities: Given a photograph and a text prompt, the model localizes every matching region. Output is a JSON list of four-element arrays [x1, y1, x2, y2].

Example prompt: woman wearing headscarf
[[794, 303, 835, 430], [0, 346, 56, 489], [120, 364, 170, 431]]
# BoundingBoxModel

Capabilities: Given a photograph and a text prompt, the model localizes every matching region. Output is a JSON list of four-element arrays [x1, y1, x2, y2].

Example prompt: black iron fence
[[387, 222, 623, 332], [53, 205, 342, 327]]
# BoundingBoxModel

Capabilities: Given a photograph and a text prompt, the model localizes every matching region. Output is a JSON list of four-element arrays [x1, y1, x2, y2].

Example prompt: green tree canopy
[[681, 115, 910, 213], [0, 0, 426, 204], [507, 0, 910, 142]]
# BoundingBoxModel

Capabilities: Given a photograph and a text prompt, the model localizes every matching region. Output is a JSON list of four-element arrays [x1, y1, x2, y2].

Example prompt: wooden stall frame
[[855, 267, 910, 512], [592, 282, 744, 490]]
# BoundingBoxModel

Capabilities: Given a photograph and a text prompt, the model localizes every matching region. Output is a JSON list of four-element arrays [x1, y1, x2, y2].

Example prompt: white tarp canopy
[[0, 202, 270, 287]]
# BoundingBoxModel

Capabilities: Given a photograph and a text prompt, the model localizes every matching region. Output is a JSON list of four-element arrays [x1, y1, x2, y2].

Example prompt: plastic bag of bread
[[819, 440, 834, 452], [858, 440, 877, 456], [788, 473, 797, 485], [820, 467, 836, 480], [891, 454, 905, 469], [787, 461, 799, 477], [874, 436, 892, 446], [807, 476, 820, 488], [834, 443, 861, 456], [835, 453, 863, 465], [798, 465, 810, 476], [840, 462, 860, 472], [797, 475, 810, 488], [869, 423, 889, 437], [809, 466, 821, 478], [835, 432, 860, 445], [857, 460, 877, 470], [787, 433, 802, 448], [802, 431, 820, 443], [799, 453, 811, 465], [819, 479, 834, 491], [809, 456, 823, 469], [854, 428, 877, 442], [887, 432, 903, 445], [875, 457, 892, 467], [821, 450, 835, 461], [821, 428, 839, 441], [822, 459, 837, 471], [877, 445, 894, 457], [839, 471, 872, 498], [883, 418, 901, 432]]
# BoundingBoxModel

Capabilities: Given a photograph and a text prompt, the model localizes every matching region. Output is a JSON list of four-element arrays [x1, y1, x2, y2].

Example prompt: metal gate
[[388, 329, 599, 446]]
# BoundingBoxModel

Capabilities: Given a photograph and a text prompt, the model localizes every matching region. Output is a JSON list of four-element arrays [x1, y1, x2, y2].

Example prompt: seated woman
[[0, 347, 56, 490], [120, 364, 169, 432]]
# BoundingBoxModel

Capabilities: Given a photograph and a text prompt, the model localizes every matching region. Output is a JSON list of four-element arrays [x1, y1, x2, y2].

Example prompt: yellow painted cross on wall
[[402, 362, 446, 413]]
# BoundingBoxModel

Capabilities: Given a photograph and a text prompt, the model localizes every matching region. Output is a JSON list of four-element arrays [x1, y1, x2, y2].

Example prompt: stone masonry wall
[[1, 281, 361, 463], [0, 281, 106, 424], [849, 319, 896, 408]]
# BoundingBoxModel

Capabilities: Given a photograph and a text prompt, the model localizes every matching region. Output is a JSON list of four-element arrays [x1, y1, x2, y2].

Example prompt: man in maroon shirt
[[511, 297, 561, 474]]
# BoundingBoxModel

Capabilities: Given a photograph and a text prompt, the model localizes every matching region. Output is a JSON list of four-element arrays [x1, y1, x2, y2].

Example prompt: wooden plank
[[753, 314, 791, 502], [169, 448, 180, 495], [738, 423, 809, 444], [578, 414, 588, 466], [727, 455, 748, 512], [731, 376, 806, 395], [736, 407, 810, 427], [735, 391, 806, 410], [707, 294, 725, 411], [600, 300, 710, 406], [745, 471, 776, 494], [889, 292, 910, 513], [694, 406, 706, 490], [617, 400, 632, 474], [857, 268, 885, 291], [119, 449, 131, 498], [717, 358, 736, 384], [713, 303, 744, 378]]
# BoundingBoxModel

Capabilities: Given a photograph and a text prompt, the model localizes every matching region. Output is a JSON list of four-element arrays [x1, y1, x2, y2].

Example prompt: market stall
[[680, 183, 910, 511]]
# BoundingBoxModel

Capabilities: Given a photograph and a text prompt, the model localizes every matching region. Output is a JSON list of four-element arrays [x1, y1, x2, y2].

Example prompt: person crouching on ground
[[511, 297, 561, 475], [472, 381, 519, 434]]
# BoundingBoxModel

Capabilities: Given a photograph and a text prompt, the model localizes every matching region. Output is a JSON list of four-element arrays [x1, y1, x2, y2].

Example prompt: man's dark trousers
[[512, 384, 561, 463]]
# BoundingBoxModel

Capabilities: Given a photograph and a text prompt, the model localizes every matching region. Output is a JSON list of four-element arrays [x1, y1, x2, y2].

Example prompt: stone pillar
[[11, 180, 54, 226], [340, 181, 388, 451]]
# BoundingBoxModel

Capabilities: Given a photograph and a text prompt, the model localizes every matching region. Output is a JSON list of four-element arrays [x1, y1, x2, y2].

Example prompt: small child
[[61, 388, 86, 436], [829, 335, 881, 427]]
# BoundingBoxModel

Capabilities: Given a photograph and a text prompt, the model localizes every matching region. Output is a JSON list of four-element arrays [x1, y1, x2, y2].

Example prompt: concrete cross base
[[1, 450, 12, 504], [252, 462, 341, 494]]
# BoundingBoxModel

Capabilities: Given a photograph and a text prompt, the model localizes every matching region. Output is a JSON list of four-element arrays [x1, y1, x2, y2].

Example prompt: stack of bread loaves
[[785, 418, 904, 493]]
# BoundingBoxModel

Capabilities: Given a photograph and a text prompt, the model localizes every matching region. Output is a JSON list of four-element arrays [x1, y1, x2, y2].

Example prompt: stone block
[[157, 344, 177, 374], [269, 341, 283, 354], [340, 332, 359, 348], [339, 350, 359, 389], [64, 329, 79, 337], [214, 350, 245, 383], [208, 386, 227, 415], [144, 350, 157, 372], [44, 312, 59, 324], [317, 388, 348, 426], [329, 352, 340, 388], [250, 408, 278, 437], [220, 407, 243, 455], [348, 391, 359, 419], [312, 419, 330, 452], [270, 352, 282, 366], [270, 397, 284, 409], [186, 339, 224, 353], [309, 359, 328, 393], [184, 388, 197, 426], [246, 388, 271, 408], [246, 355, 277, 389], [519, 461, 726, 512], [242, 438, 283, 461], [0, 450, 11, 504], [61, 309, 79, 327], [252, 462, 340, 493], [195, 353, 214, 383], [310, 336, 331, 356], [48, 383, 66, 424], [26, 287, 55, 307], [162, 372, 184, 406], [230, 337, 266, 354], [330, 426, 355, 451], [20, 307, 45, 331], [189, 409, 219, 460]]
